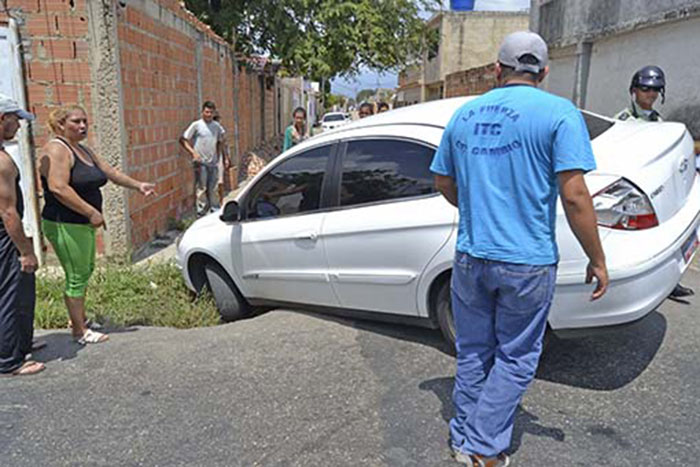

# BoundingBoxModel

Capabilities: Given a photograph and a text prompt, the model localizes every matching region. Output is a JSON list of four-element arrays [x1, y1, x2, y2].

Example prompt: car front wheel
[[203, 261, 250, 321]]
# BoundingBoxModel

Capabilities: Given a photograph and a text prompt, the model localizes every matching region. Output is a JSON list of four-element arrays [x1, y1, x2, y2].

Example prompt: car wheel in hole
[[203, 261, 249, 321]]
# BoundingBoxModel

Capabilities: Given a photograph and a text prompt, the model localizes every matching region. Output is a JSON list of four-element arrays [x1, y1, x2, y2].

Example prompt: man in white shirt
[[179, 101, 225, 215]]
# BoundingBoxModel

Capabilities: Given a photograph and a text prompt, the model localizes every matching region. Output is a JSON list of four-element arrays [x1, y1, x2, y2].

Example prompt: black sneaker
[[670, 283, 694, 298]]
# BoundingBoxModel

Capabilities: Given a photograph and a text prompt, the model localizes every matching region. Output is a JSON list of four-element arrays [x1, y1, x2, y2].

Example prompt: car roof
[[292, 96, 617, 157], [338, 97, 476, 130], [316, 96, 615, 137]]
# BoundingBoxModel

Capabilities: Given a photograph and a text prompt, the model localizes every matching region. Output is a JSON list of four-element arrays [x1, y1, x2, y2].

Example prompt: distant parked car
[[320, 112, 348, 131], [176, 97, 700, 348]]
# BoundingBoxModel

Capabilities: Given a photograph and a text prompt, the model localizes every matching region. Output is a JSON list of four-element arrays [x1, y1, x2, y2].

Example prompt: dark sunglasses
[[637, 86, 660, 92]]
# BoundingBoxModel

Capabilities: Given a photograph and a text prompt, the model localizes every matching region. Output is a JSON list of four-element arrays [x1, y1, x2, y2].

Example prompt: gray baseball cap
[[498, 31, 549, 74], [0, 93, 35, 120]]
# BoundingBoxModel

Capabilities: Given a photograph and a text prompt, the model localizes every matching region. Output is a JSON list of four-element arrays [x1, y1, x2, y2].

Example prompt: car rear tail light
[[592, 178, 658, 230]]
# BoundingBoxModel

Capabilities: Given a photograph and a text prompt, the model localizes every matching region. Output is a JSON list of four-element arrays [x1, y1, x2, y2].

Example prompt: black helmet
[[630, 65, 666, 103]]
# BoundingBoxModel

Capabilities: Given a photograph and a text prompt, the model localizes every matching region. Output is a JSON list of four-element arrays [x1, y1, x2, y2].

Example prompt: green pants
[[42, 220, 96, 298]]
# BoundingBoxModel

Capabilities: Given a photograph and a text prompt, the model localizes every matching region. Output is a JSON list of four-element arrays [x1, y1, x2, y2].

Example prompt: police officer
[[614, 65, 665, 122], [615, 67, 694, 299]]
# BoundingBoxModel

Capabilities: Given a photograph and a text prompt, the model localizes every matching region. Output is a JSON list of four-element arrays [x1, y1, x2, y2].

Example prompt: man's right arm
[[0, 155, 37, 272], [179, 124, 200, 161], [558, 170, 608, 300]]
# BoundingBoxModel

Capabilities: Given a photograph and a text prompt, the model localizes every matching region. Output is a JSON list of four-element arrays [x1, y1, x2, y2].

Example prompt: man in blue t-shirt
[[431, 31, 608, 466]]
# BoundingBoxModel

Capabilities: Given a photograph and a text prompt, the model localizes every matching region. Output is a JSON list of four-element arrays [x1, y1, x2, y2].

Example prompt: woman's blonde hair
[[47, 105, 87, 135]]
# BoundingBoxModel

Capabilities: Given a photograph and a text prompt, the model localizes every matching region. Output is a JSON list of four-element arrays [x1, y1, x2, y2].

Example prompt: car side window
[[245, 146, 330, 220], [339, 139, 436, 207]]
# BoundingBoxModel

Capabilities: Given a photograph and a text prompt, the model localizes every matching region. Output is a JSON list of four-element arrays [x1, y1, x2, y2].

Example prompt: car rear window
[[339, 139, 436, 207], [582, 111, 614, 140]]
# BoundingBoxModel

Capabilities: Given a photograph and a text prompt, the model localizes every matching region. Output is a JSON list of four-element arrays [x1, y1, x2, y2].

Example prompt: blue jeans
[[194, 162, 219, 215], [450, 252, 556, 457]]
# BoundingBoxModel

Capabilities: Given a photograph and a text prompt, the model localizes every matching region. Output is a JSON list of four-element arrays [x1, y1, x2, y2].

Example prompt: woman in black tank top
[[38, 105, 156, 345]]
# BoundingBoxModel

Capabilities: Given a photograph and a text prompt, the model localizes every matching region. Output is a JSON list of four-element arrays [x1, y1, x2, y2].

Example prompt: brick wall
[[235, 68, 268, 160], [444, 63, 498, 98], [264, 82, 276, 141], [3, 0, 93, 147], [2, 0, 99, 251], [4, 0, 280, 254], [117, 4, 199, 246], [115, 1, 277, 249]]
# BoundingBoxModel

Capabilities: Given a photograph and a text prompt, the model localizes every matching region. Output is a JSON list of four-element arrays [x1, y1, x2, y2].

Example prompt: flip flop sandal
[[7, 360, 45, 376], [75, 329, 109, 345]]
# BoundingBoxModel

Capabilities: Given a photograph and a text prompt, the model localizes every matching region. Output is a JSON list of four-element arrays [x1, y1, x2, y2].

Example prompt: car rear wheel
[[203, 261, 250, 321], [436, 280, 456, 353], [435, 278, 552, 355]]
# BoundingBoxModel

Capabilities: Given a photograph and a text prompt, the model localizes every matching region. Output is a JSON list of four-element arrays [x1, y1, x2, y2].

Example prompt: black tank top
[[0, 153, 24, 236], [41, 137, 108, 224]]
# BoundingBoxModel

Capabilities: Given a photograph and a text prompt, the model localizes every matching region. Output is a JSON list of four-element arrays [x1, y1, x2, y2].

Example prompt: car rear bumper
[[549, 212, 700, 331]]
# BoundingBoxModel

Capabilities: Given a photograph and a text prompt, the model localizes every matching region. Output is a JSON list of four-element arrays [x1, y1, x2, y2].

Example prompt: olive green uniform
[[613, 101, 662, 122]]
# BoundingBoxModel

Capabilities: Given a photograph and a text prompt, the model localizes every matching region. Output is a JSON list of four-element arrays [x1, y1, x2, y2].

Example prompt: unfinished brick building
[[1, 0, 279, 257]]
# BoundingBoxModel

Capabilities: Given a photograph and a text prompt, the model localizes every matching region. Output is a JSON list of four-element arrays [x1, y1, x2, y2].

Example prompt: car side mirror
[[220, 201, 240, 223]]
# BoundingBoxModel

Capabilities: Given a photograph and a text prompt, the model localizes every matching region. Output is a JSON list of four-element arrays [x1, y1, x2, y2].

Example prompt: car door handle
[[295, 231, 318, 241]]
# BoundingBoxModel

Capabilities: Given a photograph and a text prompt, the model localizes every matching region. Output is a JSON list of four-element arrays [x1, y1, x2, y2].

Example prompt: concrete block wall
[[439, 12, 529, 80], [444, 63, 497, 98], [534, 1, 700, 138]]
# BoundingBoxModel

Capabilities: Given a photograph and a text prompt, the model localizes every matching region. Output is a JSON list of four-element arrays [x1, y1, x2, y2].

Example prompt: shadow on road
[[33, 326, 139, 364], [419, 376, 565, 454], [291, 309, 454, 356], [537, 310, 666, 390], [287, 306, 667, 378]]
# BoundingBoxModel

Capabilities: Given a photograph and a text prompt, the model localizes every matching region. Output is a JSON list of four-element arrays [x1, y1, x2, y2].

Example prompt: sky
[[330, 0, 531, 98]]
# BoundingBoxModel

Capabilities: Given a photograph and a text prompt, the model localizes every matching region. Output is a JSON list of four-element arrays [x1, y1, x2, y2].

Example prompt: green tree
[[356, 88, 376, 103], [184, 0, 441, 81], [326, 94, 348, 111]]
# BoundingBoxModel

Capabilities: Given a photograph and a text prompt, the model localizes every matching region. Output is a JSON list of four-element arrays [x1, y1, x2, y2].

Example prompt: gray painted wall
[[533, 0, 700, 46], [541, 45, 577, 101], [533, 0, 700, 138], [585, 16, 700, 136]]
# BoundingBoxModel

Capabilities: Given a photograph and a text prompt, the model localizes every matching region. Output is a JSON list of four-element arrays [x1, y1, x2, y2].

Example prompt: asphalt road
[[2, 269, 700, 466]]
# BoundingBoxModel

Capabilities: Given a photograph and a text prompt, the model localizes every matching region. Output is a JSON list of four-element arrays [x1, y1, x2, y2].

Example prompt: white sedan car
[[176, 97, 700, 347], [320, 112, 349, 131]]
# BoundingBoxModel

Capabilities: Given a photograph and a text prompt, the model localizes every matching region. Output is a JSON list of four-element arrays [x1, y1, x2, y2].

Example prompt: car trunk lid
[[591, 121, 695, 223]]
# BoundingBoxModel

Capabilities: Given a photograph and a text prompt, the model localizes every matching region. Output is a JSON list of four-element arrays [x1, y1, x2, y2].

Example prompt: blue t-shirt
[[430, 85, 596, 265]]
